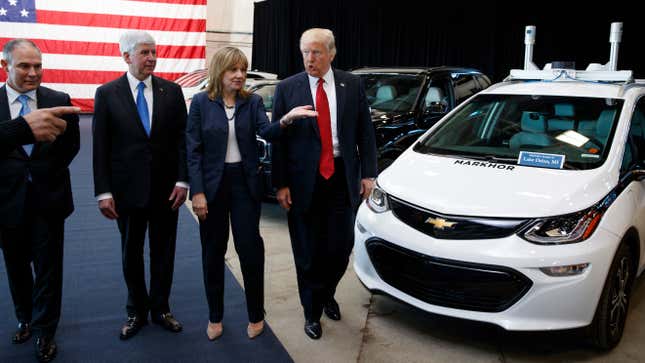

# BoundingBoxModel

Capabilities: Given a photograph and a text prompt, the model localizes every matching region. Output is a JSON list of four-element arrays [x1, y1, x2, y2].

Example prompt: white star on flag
[[0, 7, 7, 16], [20, 8, 28, 17], [8, 0, 17, 6]]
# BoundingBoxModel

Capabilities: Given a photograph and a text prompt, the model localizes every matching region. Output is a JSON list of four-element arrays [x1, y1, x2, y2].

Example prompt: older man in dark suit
[[271, 28, 378, 339], [0, 39, 80, 362], [92, 31, 187, 340]]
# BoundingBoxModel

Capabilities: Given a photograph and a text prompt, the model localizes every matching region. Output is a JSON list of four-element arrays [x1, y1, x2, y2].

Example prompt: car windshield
[[413, 94, 624, 170], [358, 73, 424, 113], [251, 84, 277, 111]]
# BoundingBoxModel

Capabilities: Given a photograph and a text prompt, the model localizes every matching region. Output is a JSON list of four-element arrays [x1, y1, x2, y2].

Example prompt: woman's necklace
[[225, 104, 235, 121]]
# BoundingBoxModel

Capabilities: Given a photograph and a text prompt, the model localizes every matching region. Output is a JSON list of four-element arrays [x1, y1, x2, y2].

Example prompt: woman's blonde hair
[[206, 47, 249, 100]]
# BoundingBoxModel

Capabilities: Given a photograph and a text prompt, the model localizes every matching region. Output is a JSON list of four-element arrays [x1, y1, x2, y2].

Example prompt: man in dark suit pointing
[[92, 31, 187, 340], [0, 38, 80, 362], [271, 28, 377, 339]]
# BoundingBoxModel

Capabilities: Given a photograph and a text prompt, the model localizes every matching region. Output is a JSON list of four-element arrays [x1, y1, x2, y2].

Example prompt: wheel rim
[[608, 255, 630, 337]]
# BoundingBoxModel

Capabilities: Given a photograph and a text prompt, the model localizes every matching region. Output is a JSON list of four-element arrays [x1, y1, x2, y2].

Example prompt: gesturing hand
[[279, 105, 318, 127], [24, 106, 80, 142]]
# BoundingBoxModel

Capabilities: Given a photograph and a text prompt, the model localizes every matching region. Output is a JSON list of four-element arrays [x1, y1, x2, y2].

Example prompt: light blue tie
[[136, 81, 151, 136], [18, 94, 33, 155]]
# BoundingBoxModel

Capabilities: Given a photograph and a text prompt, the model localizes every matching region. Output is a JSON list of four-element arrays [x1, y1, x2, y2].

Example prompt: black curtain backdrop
[[252, 0, 644, 81]]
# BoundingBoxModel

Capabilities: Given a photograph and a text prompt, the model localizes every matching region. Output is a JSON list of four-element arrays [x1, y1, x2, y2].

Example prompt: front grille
[[389, 196, 528, 239], [366, 239, 532, 312]]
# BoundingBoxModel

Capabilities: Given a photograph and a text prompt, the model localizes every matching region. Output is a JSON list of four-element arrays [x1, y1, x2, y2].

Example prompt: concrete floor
[[188, 201, 645, 363]]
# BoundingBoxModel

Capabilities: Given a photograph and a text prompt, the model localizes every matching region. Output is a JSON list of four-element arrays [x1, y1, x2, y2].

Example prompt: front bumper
[[353, 203, 619, 331]]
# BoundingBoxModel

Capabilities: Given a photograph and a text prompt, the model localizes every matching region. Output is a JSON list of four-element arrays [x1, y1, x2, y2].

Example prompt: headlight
[[520, 192, 616, 245], [367, 184, 389, 213]]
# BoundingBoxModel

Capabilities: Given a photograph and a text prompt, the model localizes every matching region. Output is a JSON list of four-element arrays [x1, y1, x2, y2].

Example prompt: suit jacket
[[186, 92, 281, 203], [271, 69, 377, 211], [0, 85, 80, 226], [0, 116, 35, 157], [92, 74, 187, 211]]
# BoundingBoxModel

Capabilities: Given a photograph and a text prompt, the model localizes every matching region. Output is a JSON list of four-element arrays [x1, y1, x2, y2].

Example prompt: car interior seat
[[509, 111, 551, 149], [547, 103, 575, 132], [373, 85, 397, 106], [595, 109, 616, 147]]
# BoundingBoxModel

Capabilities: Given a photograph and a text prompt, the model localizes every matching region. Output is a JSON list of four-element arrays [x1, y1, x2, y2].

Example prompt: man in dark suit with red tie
[[271, 28, 377, 339], [0, 39, 80, 362], [92, 31, 187, 340]]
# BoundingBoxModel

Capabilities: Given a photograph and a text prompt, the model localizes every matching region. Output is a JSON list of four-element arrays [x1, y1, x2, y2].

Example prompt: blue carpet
[[0, 116, 293, 363]]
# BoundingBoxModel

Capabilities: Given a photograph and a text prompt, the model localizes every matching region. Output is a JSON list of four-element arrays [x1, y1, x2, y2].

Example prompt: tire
[[589, 242, 634, 350]]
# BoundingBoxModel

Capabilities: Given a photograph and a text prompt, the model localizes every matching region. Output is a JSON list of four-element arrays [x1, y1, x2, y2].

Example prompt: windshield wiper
[[461, 154, 518, 164]]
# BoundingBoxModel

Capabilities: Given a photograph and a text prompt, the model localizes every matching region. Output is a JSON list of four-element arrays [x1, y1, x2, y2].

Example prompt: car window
[[452, 73, 480, 104], [359, 73, 424, 113], [251, 84, 277, 111], [621, 97, 645, 172], [414, 94, 624, 170], [475, 74, 491, 89], [423, 78, 451, 113]]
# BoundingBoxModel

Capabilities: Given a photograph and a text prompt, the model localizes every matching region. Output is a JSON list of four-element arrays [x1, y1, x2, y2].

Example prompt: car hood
[[378, 151, 617, 218]]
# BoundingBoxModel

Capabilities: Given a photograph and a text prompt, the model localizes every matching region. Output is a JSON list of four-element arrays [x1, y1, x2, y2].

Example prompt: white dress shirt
[[224, 107, 242, 163], [308, 69, 340, 157], [6, 85, 37, 120]]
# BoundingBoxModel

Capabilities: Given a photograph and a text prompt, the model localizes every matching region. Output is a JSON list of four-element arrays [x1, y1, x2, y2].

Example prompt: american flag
[[0, 0, 206, 112]]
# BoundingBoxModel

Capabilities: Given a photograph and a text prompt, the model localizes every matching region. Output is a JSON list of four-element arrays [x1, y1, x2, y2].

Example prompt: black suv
[[353, 67, 491, 171]]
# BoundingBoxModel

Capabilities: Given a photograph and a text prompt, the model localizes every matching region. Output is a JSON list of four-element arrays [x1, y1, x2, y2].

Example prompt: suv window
[[422, 78, 451, 113], [359, 73, 424, 112], [452, 73, 481, 104], [621, 97, 645, 172], [414, 94, 624, 170]]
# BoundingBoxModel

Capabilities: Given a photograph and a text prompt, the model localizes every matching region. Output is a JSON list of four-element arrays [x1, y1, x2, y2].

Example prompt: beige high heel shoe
[[247, 320, 264, 339], [206, 322, 223, 341]]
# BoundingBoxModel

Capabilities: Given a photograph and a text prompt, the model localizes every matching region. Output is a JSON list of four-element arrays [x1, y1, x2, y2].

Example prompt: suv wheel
[[589, 242, 633, 350]]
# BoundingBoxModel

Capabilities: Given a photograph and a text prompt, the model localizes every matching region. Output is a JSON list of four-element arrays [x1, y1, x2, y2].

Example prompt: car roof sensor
[[507, 22, 633, 83]]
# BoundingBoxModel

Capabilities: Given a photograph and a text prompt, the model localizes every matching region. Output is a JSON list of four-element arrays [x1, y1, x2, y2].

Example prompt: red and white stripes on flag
[[0, 0, 206, 112]]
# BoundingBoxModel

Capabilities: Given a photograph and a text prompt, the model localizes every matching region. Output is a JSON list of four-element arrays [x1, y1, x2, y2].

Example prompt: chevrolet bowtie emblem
[[425, 217, 457, 230]]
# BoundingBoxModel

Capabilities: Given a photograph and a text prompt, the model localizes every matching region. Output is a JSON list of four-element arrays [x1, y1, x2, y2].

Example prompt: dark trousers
[[116, 205, 178, 318], [199, 163, 265, 324], [0, 187, 65, 339], [287, 158, 355, 321]]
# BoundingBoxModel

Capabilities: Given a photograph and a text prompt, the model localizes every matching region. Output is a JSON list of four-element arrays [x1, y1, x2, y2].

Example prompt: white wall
[[206, 0, 260, 68]]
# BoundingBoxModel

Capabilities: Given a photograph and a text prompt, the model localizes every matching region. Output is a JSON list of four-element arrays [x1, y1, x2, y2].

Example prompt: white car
[[354, 23, 644, 349]]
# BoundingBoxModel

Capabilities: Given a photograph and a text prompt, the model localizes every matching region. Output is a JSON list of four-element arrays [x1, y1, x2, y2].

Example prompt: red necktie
[[316, 78, 334, 179]]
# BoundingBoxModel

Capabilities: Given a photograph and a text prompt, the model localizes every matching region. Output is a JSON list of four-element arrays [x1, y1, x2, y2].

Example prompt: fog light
[[540, 263, 590, 276]]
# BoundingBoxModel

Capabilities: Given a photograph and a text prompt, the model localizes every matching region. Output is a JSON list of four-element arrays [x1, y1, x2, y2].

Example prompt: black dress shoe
[[323, 298, 341, 321], [152, 312, 183, 333], [304, 320, 322, 340], [119, 315, 148, 340], [12, 322, 31, 344], [35, 336, 57, 363]]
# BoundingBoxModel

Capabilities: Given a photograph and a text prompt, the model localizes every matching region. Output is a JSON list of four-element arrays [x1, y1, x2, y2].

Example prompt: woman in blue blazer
[[186, 47, 298, 340]]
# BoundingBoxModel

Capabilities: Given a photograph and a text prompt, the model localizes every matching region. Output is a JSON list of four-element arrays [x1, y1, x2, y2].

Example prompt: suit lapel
[[150, 75, 162, 138], [334, 69, 346, 142], [0, 85, 28, 160], [117, 74, 148, 138], [299, 72, 319, 137]]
